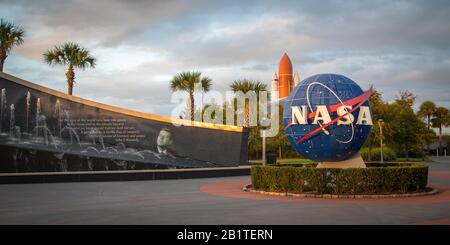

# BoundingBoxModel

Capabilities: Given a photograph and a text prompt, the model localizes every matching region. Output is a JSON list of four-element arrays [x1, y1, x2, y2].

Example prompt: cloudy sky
[[1, 0, 449, 119]]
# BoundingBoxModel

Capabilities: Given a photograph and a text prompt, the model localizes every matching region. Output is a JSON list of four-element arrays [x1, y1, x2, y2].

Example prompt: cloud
[[1, 0, 195, 60], [242, 64, 270, 71], [0, 0, 449, 120]]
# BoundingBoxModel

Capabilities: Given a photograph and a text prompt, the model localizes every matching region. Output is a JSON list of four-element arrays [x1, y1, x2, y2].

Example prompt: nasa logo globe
[[283, 73, 374, 162]]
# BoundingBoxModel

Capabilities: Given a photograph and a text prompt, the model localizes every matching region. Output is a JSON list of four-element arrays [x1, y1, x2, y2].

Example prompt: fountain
[[9, 104, 15, 137], [13, 126, 21, 142], [60, 126, 81, 148], [0, 88, 6, 133], [116, 142, 126, 151], [97, 134, 105, 150], [140, 149, 161, 159], [12, 148, 18, 173], [82, 146, 100, 154], [35, 98, 41, 136], [34, 124, 54, 145], [26, 91, 31, 133], [124, 148, 145, 160], [88, 128, 105, 150], [87, 158, 93, 171], [60, 159, 68, 172], [54, 99, 61, 137], [0, 72, 248, 173], [33, 114, 55, 146], [7, 103, 22, 142], [62, 109, 72, 126], [106, 146, 119, 153], [114, 160, 127, 167]]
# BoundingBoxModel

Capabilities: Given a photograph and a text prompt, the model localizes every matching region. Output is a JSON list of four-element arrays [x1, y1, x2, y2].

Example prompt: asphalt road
[[0, 159, 449, 224]]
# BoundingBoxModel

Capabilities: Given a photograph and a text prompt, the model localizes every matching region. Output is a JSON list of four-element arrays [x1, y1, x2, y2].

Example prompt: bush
[[361, 147, 397, 161], [396, 148, 425, 158], [251, 163, 428, 195]]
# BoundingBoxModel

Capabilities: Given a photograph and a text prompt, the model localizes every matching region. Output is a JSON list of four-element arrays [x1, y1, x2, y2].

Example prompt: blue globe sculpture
[[283, 73, 372, 162]]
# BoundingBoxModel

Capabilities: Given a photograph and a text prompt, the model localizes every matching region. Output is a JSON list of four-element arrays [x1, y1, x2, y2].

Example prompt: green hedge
[[251, 163, 428, 195], [361, 147, 397, 161]]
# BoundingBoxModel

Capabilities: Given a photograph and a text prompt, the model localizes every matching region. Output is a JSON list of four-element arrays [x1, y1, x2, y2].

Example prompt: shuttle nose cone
[[279, 53, 292, 71], [278, 53, 293, 99]]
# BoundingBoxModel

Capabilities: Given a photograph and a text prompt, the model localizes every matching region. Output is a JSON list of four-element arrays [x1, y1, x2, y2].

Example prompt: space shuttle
[[271, 53, 299, 103]]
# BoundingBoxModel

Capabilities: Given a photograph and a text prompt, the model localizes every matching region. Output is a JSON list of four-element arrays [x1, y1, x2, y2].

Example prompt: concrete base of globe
[[317, 153, 366, 168]]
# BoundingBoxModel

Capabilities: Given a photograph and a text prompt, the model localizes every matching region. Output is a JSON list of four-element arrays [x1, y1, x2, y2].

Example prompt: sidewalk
[[428, 156, 450, 164]]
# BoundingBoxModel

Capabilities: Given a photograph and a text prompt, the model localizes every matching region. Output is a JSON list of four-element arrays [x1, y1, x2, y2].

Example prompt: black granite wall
[[0, 74, 248, 172]]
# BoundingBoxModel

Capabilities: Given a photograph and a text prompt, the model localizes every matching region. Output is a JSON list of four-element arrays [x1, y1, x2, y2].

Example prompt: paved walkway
[[0, 161, 449, 224], [428, 156, 450, 164]]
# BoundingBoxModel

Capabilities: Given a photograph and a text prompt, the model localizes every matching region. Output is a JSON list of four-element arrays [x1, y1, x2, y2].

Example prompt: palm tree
[[43, 42, 96, 95], [417, 101, 436, 130], [230, 79, 267, 127], [431, 107, 450, 155], [170, 71, 212, 121], [0, 19, 24, 72]]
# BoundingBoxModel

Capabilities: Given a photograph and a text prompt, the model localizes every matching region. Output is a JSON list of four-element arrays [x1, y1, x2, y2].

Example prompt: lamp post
[[261, 118, 270, 166], [378, 119, 384, 163], [262, 130, 266, 165]]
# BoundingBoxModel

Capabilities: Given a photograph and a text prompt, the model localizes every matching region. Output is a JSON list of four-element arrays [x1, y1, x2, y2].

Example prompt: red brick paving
[[429, 171, 450, 180], [200, 177, 450, 204], [200, 178, 296, 201], [413, 217, 450, 225], [199, 168, 450, 224]]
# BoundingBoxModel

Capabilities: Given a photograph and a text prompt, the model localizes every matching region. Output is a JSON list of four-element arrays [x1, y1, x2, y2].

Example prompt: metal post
[[380, 126, 383, 163], [378, 119, 384, 163], [262, 130, 266, 165]]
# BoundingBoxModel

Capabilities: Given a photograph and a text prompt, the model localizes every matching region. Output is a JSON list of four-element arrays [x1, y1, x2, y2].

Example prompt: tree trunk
[[245, 102, 250, 127], [189, 91, 195, 121], [66, 65, 75, 95], [439, 125, 442, 155], [279, 145, 282, 159], [405, 145, 409, 161], [0, 51, 6, 72], [421, 142, 425, 161], [426, 114, 430, 153], [67, 82, 73, 95]]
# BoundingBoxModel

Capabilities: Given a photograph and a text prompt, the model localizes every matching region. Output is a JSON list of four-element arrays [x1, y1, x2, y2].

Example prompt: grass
[[392, 157, 429, 162], [250, 157, 430, 164], [250, 158, 314, 164]]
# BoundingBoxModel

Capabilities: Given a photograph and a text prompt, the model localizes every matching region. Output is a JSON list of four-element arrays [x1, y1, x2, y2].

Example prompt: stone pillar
[[316, 153, 366, 168]]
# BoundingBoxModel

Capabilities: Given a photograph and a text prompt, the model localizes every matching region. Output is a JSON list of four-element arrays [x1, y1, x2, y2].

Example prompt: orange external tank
[[278, 53, 293, 99]]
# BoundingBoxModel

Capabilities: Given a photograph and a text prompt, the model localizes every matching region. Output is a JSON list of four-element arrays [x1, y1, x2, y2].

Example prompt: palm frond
[[200, 77, 212, 92], [230, 79, 253, 93], [43, 42, 96, 69], [0, 19, 25, 53], [170, 71, 212, 93], [43, 46, 65, 66], [253, 81, 268, 92]]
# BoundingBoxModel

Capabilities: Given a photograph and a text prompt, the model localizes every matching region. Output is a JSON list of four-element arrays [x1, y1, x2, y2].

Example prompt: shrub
[[251, 163, 428, 195], [361, 147, 397, 161]]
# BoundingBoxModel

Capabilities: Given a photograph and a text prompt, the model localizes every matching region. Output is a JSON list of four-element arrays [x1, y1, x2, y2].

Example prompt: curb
[[243, 184, 438, 199], [0, 167, 251, 184]]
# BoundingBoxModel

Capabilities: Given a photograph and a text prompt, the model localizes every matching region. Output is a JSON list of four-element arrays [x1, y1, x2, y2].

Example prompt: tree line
[[365, 90, 449, 160], [172, 77, 449, 160], [2, 19, 449, 160]]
